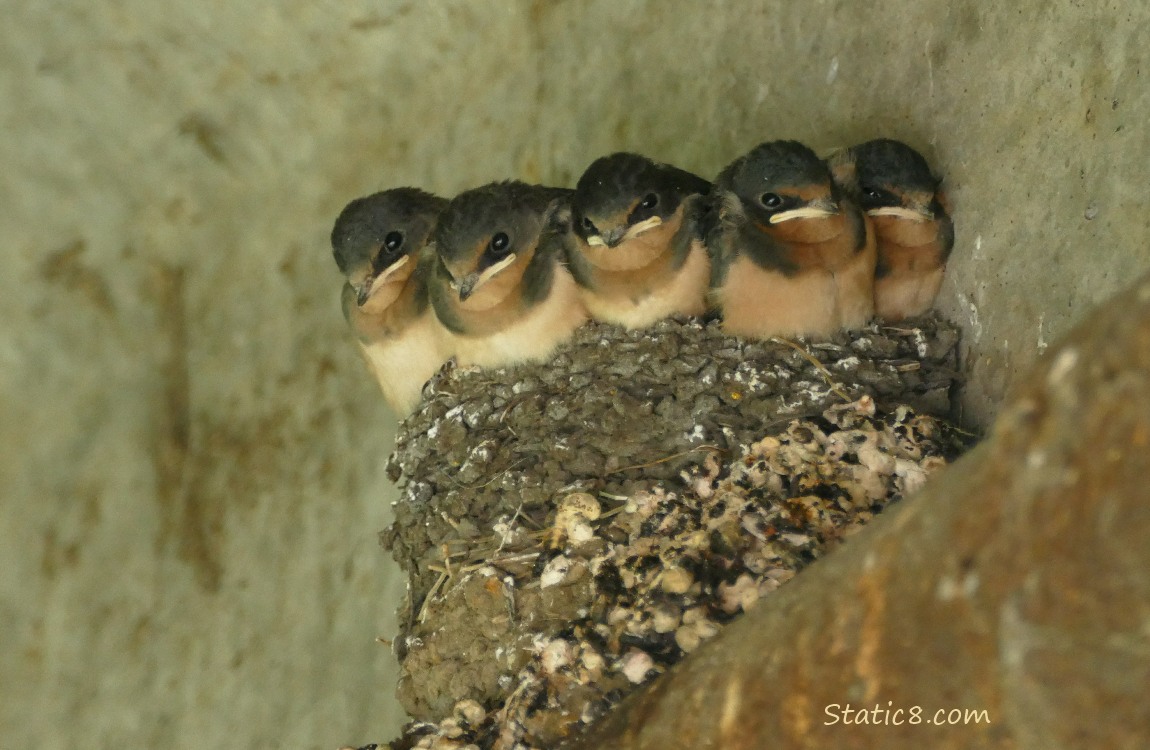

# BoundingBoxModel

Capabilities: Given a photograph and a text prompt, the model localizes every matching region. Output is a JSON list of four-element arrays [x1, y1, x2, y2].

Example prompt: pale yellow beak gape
[[585, 215, 663, 246]]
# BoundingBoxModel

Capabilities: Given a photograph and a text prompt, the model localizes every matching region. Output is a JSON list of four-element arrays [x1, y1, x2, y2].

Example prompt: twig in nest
[[607, 445, 724, 475], [773, 337, 853, 402], [434, 547, 542, 571], [418, 571, 449, 623], [485, 551, 542, 566], [599, 504, 627, 520], [944, 422, 980, 438], [509, 501, 544, 531], [441, 544, 454, 578], [428, 549, 544, 582], [448, 458, 529, 490], [498, 392, 537, 434], [495, 502, 526, 554]]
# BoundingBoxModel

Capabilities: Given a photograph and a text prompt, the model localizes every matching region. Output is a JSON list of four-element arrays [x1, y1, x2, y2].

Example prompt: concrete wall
[[3, 2, 1148, 748]]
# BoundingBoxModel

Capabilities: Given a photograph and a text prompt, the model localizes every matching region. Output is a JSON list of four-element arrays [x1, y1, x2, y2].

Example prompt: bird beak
[[454, 253, 518, 301], [455, 272, 479, 301], [602, 226, 627, 248], [355, 282, 373, 306], [353, 254, 410, 306], [586, 216, 663, 248], [769, 200, 839, 224], [867, 206, 932, 222]]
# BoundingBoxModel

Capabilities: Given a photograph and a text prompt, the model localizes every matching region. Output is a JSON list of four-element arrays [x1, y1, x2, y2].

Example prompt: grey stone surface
[[3, 2, 1149, 749]]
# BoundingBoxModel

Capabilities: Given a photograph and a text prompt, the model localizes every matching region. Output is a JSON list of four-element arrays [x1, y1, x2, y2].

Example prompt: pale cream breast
[[717, 256, 838, 339], [359, 310, 454, 415], [581, 239, 710, 328], [875, 266, 944, 321], [453, 267, 588, 368], [876, 239, 948, 276], [871, 225, 947, 320]]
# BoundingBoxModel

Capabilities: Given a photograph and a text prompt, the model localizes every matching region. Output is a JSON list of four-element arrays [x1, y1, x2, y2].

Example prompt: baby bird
[[829, 138, 954, 321], [707, 140, 876, 339], [331, 188, 454, 416], [564, 152, 712, 328], [428, 181, 588, 369]]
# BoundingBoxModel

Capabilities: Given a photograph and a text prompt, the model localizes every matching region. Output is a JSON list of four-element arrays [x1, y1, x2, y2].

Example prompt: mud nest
[[374, 314, 966, 750]]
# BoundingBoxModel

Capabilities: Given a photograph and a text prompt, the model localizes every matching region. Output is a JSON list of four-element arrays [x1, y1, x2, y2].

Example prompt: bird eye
[[384, 231, 404, 251], [581, 216, 597, 233], [640, 193, 659, 209], [861, 185, 883, 200], [760, 193, 782, 209], [489, 232, 511, 257]]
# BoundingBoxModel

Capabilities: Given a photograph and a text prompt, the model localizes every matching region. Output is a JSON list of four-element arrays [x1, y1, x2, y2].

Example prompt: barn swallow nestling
[[707, 140, 876, 340], [428, 181, 588, 369], [331, 188, 453, 415], [562, 152, 712, 328], [828, 138, 954, 321]]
